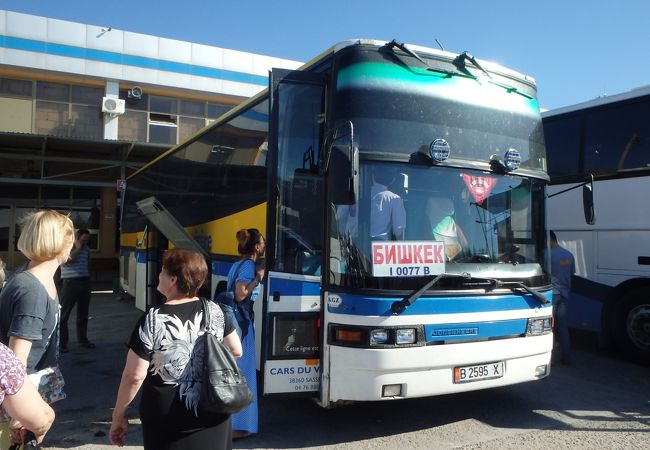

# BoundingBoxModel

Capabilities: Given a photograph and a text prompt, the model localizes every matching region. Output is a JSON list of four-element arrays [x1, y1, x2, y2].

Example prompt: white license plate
[[454, 361, 505, 383]]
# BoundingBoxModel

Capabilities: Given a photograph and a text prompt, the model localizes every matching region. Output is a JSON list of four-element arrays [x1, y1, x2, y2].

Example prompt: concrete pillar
[[103, 80, 120, 140], [100, 187, 117, 257]]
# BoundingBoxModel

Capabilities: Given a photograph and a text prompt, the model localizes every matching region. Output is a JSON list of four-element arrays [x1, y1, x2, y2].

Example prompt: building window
[[179, 116, 206, 142], [0, 78, 32, 97], [71, 86, 103, 105], [36, 81, 69, 102], [180, 99, 206, 117], [208, 103, 231, 119], [149, 113, 177, 145], [35, 101, 70, 136], [149, 95, 178, 114], [70, 105, 103, 139], [118, 110, 148, 142]]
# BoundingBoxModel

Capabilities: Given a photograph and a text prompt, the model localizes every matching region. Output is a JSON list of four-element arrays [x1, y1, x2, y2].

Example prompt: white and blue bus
[[543, 86, 650, 365], [121, 39, 553, 406]]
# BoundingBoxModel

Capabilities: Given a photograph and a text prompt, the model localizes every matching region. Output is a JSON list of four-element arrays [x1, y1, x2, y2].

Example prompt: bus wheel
[[612, 288, 650, 365]]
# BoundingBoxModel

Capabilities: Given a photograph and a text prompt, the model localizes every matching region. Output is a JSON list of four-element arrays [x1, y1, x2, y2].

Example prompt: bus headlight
[[396, 328, 416, 344], [370, 329, 389, 345], [526, 317, 553, 336]]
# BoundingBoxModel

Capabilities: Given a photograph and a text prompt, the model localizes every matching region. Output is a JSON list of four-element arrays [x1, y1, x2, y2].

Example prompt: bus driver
[[426, 196, 467, 261]]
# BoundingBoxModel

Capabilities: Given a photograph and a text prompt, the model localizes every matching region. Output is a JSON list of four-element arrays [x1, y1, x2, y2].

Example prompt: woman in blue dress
[[227, 228, 265, 439]]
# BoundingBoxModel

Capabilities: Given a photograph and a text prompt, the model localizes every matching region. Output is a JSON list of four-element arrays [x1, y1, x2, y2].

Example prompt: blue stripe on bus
[[424, 319, 528, 343], [328, 291, 552, 316], [211, 261, 234, 277], [136, 251, 147, 263], [268, 277, 321, 297], [211, 263, 321, 296], [0, 35, 268, 86]]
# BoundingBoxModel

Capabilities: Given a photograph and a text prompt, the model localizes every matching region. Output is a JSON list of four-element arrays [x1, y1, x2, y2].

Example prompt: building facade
[[0, 10, 301, 272]]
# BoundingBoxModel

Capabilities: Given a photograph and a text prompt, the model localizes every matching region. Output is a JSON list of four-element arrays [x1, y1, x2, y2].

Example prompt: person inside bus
[[426, 196, 468, 261], [109, 248, 242, 449], [547, 231, 576, 365], [370, 167, 406, 241], [227, 228, 265, 440]]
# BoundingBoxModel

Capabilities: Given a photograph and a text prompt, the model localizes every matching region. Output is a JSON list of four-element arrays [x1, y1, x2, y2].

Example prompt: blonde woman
[[0, 210, 74, 447]]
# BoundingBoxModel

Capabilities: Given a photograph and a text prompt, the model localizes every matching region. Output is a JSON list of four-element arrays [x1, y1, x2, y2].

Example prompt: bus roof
[[130, 39, 537, 179], [542, 84, 650, 118]]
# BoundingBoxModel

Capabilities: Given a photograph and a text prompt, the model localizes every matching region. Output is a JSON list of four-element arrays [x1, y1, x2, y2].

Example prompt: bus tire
[[611, 288, 650, 366]]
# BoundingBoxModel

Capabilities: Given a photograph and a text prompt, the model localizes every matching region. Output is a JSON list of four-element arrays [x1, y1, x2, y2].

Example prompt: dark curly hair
[[236, 228, 264, 256]]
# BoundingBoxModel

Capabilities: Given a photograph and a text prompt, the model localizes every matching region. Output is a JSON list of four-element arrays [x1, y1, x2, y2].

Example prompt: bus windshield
[[329, 162, 547, 290]]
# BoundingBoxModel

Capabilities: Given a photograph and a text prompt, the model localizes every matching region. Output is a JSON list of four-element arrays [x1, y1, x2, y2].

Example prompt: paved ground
[[40, 289, 650, 450], [43, 289, 144, 450]]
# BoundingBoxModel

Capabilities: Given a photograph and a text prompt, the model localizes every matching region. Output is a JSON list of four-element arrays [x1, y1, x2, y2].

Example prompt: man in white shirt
[[370, 168, 406, 241]]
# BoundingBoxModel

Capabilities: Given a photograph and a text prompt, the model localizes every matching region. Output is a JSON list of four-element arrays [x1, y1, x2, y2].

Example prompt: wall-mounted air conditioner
[[102, 97, 126, 115]]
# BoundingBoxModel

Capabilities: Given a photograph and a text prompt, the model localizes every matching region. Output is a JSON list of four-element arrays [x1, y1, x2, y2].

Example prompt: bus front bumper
[[324, 334, 552, 403]]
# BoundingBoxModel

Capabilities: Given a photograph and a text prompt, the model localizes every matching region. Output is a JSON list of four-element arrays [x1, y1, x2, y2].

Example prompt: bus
[[121, 39, 553, 406], [543, 86, 650, 365]]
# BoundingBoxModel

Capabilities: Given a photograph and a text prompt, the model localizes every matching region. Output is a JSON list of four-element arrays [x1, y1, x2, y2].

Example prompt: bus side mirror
[[328, 145, 358, 205], [583, 182, 595, 225], [323, 121, 358, 205], [350, 144, 359, 204]]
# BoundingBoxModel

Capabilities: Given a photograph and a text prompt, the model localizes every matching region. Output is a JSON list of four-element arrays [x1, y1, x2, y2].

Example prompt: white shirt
[[370, 183, 406, 240]]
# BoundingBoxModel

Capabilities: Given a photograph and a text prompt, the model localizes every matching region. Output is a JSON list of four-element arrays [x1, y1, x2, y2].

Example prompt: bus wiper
[[453, 51, 491, 79], [386, 39, 429, 67], [384, 39, 459, 77], [391, 273, 469, 315], [453, 51, 533, 99], [391, 273, 548, 315], [492, 279, 549, 305], [462, 276, 548, 305]]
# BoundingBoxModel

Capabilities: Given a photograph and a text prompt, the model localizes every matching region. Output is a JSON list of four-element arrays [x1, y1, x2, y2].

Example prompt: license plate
[[453, 361, 505, 383]]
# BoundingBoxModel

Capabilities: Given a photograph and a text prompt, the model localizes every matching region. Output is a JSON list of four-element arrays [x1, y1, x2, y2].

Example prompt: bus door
[[262, 68, 326, 395], [135, 196, 209, 308]]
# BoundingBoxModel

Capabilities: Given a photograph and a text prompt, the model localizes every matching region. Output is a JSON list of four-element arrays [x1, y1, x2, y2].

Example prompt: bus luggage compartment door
[[262, 271, 321, 394]]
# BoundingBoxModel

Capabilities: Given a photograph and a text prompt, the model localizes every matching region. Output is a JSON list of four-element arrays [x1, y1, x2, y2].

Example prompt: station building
[[0, 10, 301, 274]]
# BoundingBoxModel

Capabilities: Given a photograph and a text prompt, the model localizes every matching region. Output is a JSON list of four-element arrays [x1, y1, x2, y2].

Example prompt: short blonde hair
[[17, 210, 75, 262]]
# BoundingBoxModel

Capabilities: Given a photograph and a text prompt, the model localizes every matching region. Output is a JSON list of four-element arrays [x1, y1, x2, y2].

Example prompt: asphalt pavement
[[43, 289, 145, 450]]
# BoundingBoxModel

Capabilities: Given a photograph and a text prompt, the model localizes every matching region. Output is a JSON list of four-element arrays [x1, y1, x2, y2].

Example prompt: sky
[[1, 0, 649, 110]]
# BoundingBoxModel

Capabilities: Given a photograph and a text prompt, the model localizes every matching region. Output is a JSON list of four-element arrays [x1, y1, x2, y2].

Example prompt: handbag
[[27, 366, 66, 405], [199, 298, 253, 415]]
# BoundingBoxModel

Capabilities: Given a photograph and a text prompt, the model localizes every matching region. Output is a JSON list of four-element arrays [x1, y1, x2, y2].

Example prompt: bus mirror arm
[[547, 174, 595, 225], [547, 177, 591, 198]]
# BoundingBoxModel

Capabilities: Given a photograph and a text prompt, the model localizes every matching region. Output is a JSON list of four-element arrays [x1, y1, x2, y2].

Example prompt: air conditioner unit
[[102, 97, 125, 115]]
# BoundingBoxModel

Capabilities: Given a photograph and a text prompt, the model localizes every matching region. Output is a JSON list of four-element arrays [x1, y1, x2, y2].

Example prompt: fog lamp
[[396, 328, 416, 344], [527, 317, 552, 336], [382, 384, 402, 397], [504, 148, 521, 170], [370, 329, 389, 345]]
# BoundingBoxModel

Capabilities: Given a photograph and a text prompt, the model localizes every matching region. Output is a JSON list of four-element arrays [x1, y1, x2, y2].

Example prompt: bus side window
[[274, 82, 324, 276]]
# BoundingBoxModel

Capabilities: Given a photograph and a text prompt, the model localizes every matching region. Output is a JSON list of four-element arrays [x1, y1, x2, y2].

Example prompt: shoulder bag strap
[[227, 259, 253, 293], [200, 298, 210, 333]]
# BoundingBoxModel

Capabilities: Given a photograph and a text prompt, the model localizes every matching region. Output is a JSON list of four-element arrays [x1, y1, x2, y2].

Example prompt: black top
[[128, 300, 235, 435]]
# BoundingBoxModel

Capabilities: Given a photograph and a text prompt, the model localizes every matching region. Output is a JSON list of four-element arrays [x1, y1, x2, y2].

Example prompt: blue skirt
[[231, 319, 257, 433]]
